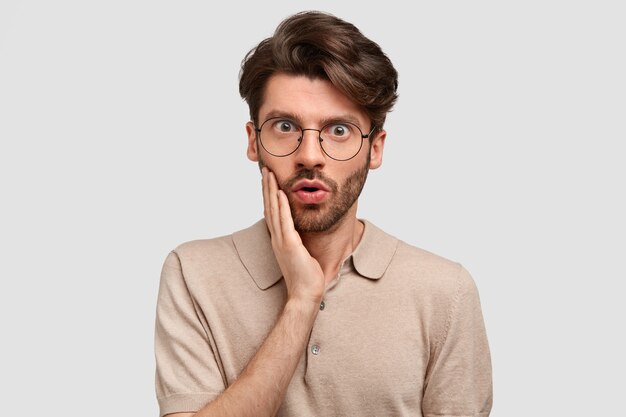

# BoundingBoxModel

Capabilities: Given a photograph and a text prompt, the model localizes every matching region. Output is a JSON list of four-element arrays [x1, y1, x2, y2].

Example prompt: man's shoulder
[[171, 232, 234, 259], [169, 220, 266, 263], [372, 224, 475, 295], [395, 239, 460, 274], [172, 222, 263, 257], [364, 221, 459, 271]]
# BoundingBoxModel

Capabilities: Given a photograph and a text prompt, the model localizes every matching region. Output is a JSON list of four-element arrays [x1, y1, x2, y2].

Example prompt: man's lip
[[293, 189, 329, 204], [291, 179, 330, 192]]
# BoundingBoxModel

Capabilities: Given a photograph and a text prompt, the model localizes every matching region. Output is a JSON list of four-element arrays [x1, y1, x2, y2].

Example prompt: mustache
[[282, 169, 338, 193]]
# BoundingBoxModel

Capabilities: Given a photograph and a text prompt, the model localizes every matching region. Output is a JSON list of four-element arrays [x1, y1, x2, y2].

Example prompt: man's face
[[246, 73, 386, 233]]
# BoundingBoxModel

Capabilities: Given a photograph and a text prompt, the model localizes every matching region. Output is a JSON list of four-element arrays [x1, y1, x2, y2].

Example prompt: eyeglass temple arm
[[363, 125, 377, 139]]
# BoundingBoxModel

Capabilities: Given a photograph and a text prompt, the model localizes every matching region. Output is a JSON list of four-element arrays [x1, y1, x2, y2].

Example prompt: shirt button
[[320, 301, 325, 311], [311, 344, 321, 355]]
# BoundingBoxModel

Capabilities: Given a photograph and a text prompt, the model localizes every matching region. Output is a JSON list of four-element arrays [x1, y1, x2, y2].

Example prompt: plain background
[[1, 1, 624, 415]]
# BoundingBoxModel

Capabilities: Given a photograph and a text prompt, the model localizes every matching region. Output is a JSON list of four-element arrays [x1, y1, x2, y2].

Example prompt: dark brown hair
[[239, 11, 398, 133]]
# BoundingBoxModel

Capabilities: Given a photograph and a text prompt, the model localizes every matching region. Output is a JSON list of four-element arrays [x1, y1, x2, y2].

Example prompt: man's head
[[239, 11, 398, 233], [239, 11, 398, 131]]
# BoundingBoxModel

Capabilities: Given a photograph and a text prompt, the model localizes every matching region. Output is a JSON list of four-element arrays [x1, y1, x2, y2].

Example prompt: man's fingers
[[262, 168, 300, 249], [267, 170, 283, 245], [278, 190, 300, 245], [261, 167, 276, 238]]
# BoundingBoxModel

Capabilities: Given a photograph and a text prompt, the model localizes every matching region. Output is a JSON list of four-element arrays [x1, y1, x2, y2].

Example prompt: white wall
[[1, 1, 624, 415]]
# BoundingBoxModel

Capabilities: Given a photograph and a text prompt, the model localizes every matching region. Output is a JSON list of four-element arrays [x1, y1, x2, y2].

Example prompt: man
[[155, 11, 492, 417]]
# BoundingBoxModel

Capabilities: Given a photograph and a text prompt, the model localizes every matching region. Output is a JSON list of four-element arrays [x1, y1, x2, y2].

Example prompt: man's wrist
[[284, 296, 322, 318]]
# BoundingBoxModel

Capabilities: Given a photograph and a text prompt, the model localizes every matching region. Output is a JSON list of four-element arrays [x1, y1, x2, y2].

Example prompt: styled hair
[[239, 11, 398, 133]]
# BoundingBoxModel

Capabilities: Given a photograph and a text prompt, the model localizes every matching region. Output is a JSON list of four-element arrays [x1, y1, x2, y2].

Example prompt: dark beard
[[278, 158, 370, 234]]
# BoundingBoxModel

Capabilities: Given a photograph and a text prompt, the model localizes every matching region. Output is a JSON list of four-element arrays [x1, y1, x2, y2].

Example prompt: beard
[[259, 152, 370, 234]]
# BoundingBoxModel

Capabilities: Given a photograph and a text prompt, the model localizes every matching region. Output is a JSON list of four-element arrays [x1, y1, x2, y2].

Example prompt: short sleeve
[[422, 266, 493, 417], [155, 251, 226, 417]]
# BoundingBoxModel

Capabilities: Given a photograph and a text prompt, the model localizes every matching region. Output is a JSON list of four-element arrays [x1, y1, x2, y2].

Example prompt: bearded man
[[155, 10, 492, 417]]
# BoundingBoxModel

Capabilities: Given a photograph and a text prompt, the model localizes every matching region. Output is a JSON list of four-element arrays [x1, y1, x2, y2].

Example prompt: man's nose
[[294, 129, 325, 169]]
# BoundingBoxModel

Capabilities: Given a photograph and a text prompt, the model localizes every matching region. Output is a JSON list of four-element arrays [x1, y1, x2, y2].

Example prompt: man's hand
[[262, 167, 326, 305], [164, 169, 325, 417]]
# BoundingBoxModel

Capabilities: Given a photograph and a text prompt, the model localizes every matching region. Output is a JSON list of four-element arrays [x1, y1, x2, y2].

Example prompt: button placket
[[311, 298, 326, 357], [307, 266, 345, 365]]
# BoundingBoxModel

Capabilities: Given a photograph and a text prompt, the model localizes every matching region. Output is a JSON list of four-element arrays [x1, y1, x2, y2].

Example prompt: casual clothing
[[155, 219, 492, 417]]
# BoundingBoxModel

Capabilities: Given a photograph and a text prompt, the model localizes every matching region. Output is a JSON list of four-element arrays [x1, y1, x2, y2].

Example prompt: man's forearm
[[184, 167, 325, 417], [193, 298, 319, 417]]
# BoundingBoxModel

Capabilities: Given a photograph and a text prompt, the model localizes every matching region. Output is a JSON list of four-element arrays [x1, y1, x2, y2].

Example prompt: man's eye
[[274, 120, 297, 132], [325, 123, 351, 137], [331, 125, 347, 136]]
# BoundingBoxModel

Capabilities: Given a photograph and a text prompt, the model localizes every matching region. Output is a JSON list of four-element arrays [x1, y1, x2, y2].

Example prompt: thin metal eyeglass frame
[[254, 117, 376, 162]]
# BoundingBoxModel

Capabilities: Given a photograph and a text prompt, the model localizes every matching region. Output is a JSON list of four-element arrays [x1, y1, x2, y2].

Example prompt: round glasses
[[255, 117, 375, 161]]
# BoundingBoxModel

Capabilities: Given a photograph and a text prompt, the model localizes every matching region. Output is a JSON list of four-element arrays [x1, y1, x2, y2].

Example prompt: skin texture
[[165, 73, 386, 417], [251, 74, 383, 237], [263, 158, 370, 234]]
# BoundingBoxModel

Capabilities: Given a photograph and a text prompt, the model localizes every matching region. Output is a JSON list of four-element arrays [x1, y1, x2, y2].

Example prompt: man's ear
[[246, 122, 259, 162], [369, 129, 386, 169]]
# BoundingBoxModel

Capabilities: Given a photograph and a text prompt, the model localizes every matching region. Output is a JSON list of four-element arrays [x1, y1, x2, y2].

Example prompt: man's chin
[[292, 207, 347, 234]]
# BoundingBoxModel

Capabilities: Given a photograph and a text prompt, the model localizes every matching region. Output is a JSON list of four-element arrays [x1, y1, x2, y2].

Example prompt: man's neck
[[299, 206, 364, 286]]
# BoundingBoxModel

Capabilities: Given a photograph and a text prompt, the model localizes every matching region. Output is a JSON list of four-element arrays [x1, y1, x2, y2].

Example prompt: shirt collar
[[232, 219, 399, 290]]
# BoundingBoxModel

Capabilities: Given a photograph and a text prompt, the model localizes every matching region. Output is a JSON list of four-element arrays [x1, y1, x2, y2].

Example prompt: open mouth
[[292, 181, 330, 204], [301, 187, 319, 192]]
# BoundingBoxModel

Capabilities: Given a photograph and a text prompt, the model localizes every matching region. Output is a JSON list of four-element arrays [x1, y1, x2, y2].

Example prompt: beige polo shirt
[[155, 219, 492, 417]]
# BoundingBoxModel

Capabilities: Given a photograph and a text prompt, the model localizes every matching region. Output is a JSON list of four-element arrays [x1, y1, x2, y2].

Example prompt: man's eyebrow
[[263, 110, 304, 123], [318, 114, 364, 128], [261, 110, 365, 129]]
